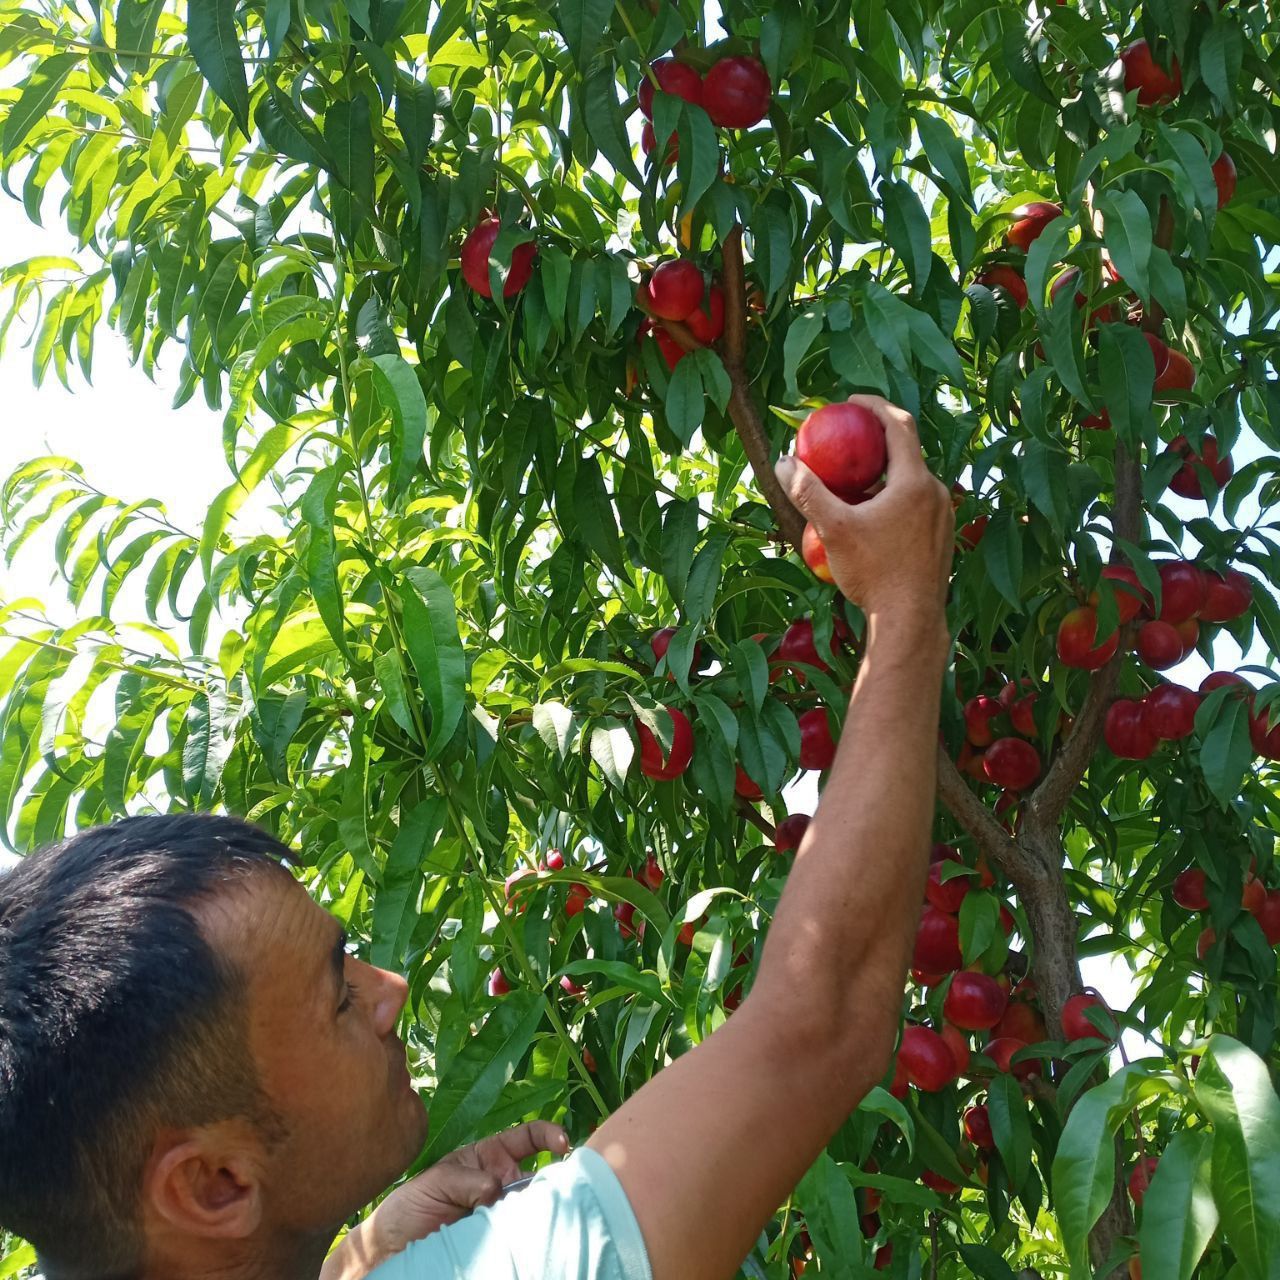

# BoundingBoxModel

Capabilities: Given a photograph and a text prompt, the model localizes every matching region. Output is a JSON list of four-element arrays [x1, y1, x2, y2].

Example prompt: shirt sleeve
[[364, 1147, 652, 1280]]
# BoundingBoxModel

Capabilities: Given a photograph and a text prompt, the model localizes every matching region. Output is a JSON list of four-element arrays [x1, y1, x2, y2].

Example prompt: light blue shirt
[[365, 1148, 652, 1280]]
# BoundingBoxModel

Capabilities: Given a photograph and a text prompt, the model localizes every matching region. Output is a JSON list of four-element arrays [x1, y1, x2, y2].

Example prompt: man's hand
[[775, 395, 953, 617], [321, 1121, 569, 1279]]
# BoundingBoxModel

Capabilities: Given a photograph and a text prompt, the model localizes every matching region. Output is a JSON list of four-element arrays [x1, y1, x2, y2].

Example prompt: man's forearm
[[751, 603, 949, 1052]]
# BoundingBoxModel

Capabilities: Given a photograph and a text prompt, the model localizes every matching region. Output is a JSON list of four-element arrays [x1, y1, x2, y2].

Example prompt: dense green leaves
[[0, 0, 1278, 1276]]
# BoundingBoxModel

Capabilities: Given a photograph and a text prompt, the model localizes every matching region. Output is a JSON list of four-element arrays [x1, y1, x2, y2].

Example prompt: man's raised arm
[[587, 396, 955, 1280]]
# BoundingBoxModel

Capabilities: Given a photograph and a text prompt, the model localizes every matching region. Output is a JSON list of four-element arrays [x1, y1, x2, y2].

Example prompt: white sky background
[[0, 168, 1271, 1055]]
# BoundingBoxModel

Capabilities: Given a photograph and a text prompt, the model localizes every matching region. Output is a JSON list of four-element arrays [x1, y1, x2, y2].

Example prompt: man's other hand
[[322, 1121, 570, 1278]]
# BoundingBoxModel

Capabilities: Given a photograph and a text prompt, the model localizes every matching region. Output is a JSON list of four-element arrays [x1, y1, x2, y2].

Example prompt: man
[[0, 396, 953, 1279]]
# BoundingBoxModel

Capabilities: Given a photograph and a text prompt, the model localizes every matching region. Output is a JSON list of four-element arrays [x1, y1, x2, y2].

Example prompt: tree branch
[[718, 224, 807, 552], [1025, 441, 1142, 830], [935, 746, 1025, 880], [736, 798, 777, 841]]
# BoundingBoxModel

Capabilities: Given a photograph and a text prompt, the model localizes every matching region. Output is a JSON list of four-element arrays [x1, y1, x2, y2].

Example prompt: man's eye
[[338, 982, 359, 1014]]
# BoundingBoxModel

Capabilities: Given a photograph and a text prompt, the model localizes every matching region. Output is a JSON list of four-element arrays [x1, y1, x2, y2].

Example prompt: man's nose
[[370, 963, 410, 1034]]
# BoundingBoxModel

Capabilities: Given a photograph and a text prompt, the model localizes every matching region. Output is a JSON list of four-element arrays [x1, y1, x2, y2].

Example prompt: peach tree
[[1, 0, 1279, 1275]]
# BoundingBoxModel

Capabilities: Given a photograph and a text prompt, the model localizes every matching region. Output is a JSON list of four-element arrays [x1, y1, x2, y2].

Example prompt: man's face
[[203, 872, 429, 1236]]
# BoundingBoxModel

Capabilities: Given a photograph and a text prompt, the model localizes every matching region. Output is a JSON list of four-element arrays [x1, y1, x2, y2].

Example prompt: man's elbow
[[745, 984, 902, 1098]]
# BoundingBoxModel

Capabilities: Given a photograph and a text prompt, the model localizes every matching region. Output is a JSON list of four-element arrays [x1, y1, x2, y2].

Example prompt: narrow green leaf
[[2, 54, 80, 157], [582, 65, 643, 189], [665, 353, 705, 443], [187, 0, 250, 134], [1097, 323, 1155, 443], [371, 797, 447, 968], [300, 468, 347, 656], [201, 419, 306, 575], [989, 1072, 1032, 1192], [364, 354, 427, 501], [421, 993, 545, 1163], [881, 178, 933, 293], [532, 702, 575, 758], [401, 566, 466, 759], [1198, 695, 1253, 809], [556, 0, 614, 67], [783, 307, 825, 400], [1101, 189, 1154, 305]]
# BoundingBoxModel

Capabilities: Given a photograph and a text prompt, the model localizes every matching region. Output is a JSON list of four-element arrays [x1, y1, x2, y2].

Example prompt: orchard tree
[[1, 0, 1279, 1275]]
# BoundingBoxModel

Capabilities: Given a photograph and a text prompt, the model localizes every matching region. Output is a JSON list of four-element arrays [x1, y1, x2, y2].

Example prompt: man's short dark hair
[[0, 813, 293, 1279]]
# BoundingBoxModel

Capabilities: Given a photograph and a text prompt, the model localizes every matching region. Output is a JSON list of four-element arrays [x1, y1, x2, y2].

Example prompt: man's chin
[[402, 1089, 430, 1161]]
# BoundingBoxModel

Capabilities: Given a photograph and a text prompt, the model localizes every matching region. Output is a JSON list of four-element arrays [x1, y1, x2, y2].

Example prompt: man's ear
[[145, 1122, 265, 1240]]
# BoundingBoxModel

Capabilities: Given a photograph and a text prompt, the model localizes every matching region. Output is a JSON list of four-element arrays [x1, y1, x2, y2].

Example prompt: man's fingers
[[445, 1167, 503, 1209], [842, 394, 926, 482], [480, 1120, 571, 1171], [775, 455, 850, 533]]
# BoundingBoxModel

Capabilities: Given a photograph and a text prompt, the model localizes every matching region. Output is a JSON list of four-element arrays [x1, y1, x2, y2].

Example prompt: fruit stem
[[613, 2, 663, 93]]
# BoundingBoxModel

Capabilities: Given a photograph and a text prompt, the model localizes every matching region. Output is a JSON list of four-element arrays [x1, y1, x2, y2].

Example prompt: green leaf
[[960, 889, 1000, 964], [1198, 694, 1253, 809], [324, 94, 375, 205], [981, 509, 1024, 609], [200, 419, 307, 576], [905, 305, 963, 383], [665, 354, 705, 444], [2, 54, 80, 158], [1194, 1035, 1280, 1277], [685, 532, 730, 623], [1101, 189, 1154, 305], [115, 0, 167, 74], [661, 500, 700, 606], [1053, 1064, 1180, 1276], [881, 178, 933, 294], [257, 86, 330, 169], [572, 453, 629, 579], [583, 65, 642, 189], [675, 105, 719, 217], [783, 307, 825, 400], [363, 354, 427, 502], [989, 1071, 1032, 1192], [1024, 214, 1071, 312], [796, 1152, 864, 1277], [371, 797, 447, 969], [300, 468, 347, 656], [556, 0, 614, 68], [396, 75, 436, 171], [421, 993, 545, 1163], [1021, 439, 1072, 534], [532, 702, 575, 758], [955, 1245, 1017, 1280], [1200, 19, 1243, 111], [1097, 323, 1155, 442], [590, 721, 635, 787], [374, 649, 418, 739], [401, 566, 466, 759], [187, 0, 250, 134], [1136, 1130, 1218, 1280], [914, 111, 974, 207]]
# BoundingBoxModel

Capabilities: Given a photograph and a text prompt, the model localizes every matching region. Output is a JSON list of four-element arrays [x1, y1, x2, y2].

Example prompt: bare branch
[[935, 746, 1024, 878], [719, 225, 807, 552], [736, 798, 777, 841]]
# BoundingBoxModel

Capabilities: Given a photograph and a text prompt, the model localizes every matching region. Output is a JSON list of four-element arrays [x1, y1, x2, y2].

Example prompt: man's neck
[[145, 1228, 333, 1280]]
